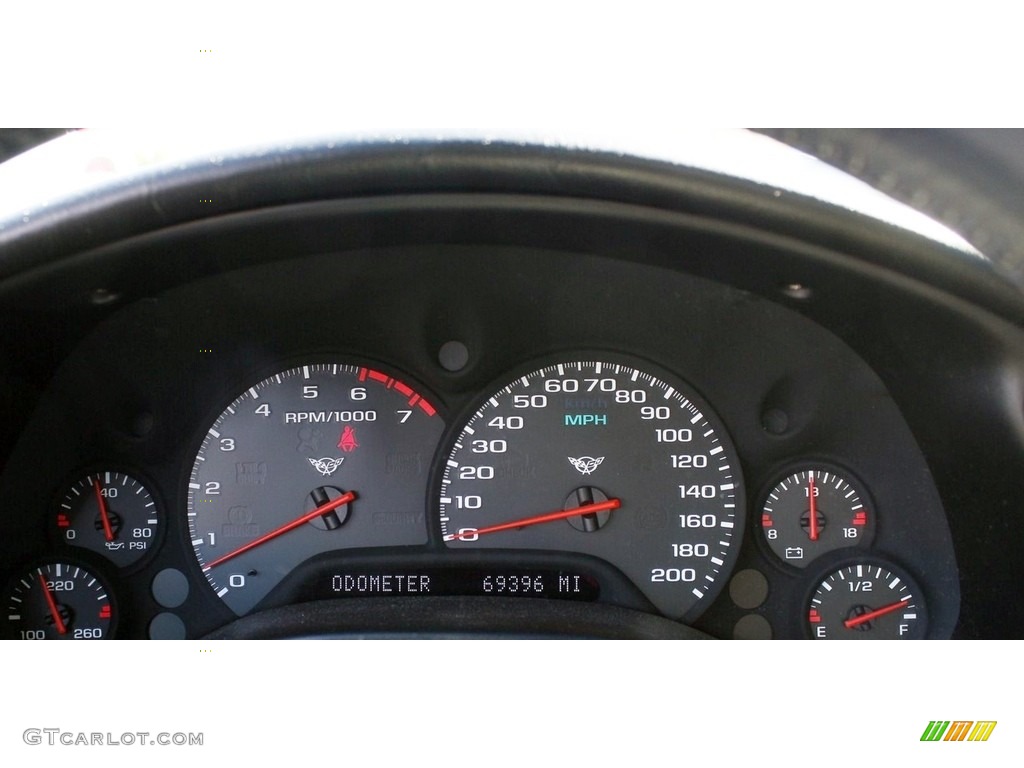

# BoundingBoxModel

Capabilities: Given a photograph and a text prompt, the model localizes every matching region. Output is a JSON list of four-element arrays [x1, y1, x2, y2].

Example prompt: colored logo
[[920, 721, 997, 742], [568, 456, 604, 475], [307, 457, 345, 477]]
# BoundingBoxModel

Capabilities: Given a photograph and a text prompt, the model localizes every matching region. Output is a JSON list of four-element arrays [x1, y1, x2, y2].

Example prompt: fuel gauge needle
[[844, 599, 908, 629], [38, 572, 68, 635], [202, 491, 357, 571], [445, 498, 621, 541]]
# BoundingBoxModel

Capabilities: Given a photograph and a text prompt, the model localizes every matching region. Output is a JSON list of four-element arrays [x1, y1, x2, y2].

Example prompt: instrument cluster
[[0, 245, 960, 639]]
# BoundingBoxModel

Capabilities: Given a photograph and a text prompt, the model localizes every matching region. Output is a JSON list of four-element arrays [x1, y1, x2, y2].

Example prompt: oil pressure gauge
[[760, 465, 874, 568], [50, 471, 161, 569]]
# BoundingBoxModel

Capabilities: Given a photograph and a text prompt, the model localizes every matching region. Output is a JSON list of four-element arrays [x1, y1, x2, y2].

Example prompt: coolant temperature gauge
[[760, 466, 874, 568], [3, 560, 116, 640]]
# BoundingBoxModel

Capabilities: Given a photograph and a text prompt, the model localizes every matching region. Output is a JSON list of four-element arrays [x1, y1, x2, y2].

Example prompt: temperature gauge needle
[[38, 572, 68, 635], [445, 498, 621, 541], [93, 479, 116, 542], [203, 491, 357, 571], [844, 599, 908, 629]]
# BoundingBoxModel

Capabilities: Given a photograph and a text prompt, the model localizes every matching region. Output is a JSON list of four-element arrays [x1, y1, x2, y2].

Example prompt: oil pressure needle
[[93, 478, 116, 542], [202, 491, 357, 571], [444, 498, 621, 541]]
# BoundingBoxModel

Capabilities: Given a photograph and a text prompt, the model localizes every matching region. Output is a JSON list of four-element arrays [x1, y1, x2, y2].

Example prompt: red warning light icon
[[338, 426, 359, 452]]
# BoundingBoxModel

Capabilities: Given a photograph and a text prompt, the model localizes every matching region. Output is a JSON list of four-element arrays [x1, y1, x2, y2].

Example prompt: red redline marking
[[408, 394, 420, 407], [368, 370, 389, 383], [761, 514, 773, 527], [394, 382, 413, 397], [358, 367, 368, 382], [417, 399, 437, 416]]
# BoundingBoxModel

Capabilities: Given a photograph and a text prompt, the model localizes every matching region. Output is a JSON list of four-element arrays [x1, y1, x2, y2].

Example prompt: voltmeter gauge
[[808, 561, 926, 639], [51, 471, 160, 569], [760, 466, 874, 568]]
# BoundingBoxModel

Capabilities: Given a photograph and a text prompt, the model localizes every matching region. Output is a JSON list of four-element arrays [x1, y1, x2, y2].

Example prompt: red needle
[[844, 599, 908, 629], [445, 498, 621, 541], [93, 478, 115, 542], [808, 474, 819, 542], [203, 491, 357, 571], [38, 572, 68, 635]]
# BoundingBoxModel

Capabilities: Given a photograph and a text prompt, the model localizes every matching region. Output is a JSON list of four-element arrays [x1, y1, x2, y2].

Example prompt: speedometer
[[439, 357, 744, 621]]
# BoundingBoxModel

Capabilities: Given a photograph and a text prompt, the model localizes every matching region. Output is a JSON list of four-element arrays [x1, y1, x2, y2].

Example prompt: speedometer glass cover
[[439, 357, 744, 621]]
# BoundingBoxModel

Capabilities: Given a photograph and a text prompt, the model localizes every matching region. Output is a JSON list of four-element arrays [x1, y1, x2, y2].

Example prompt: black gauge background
[[49, 467, 165, 573], [0, 237, 962, 638], [435, 353, 745, 623], [754, 460, 877, 573]]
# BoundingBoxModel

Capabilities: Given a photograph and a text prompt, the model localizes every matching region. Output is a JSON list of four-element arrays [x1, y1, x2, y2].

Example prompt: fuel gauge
[[808, 560, 926, 639], [760, 465, 874, 568]]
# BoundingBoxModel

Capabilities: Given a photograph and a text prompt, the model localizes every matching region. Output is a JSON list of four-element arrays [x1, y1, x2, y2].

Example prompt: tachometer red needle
[[93, 478, 115, 542], [38, 572, 68, 635], [844, 599, 908, 629], [808, 474, 819, 542], [445, 498, 621, 541], [202, 491, 357, 571]]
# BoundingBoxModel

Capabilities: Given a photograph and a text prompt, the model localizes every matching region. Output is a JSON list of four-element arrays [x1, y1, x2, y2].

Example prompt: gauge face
[[187, 363, 444, 616], [3, 561, 116, 640], [760, 466, 874, 568], [808, 562, 926, 639], [51, 471, 160, 568], [440, 357, 744, 620]]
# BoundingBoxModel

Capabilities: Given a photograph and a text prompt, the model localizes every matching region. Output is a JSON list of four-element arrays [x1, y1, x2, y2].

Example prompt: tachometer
[[187, 363, 443, 616], [439, 357, 744, 621]]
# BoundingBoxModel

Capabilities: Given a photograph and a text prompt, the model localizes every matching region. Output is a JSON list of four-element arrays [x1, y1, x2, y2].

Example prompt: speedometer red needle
[[808, 474, 819, 542], [38, 572, 68, 635], [843, 599, 908, 629], [445, 498, 621, 541], [202, 491, 357, 571], [93, 479, 115, 542]]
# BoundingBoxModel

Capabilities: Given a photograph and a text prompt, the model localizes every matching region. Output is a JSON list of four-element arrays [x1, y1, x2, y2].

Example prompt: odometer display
[[440, 358, 744, 620]]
